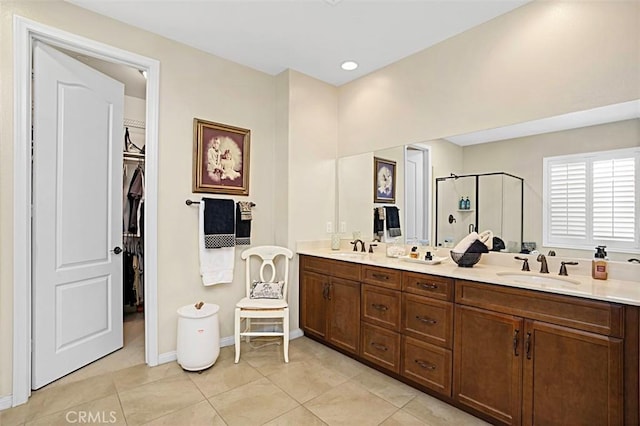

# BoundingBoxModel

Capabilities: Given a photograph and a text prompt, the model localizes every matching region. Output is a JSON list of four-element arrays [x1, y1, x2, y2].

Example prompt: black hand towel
[[466, 239, 490, 254], [203, 198, 236, 248], [373, 208, 384, 239], [235, 202, 252, 245], [384, 206, 402, 237]]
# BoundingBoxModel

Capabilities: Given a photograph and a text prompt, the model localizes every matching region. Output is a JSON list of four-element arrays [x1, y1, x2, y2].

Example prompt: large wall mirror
[[337, 99, 639, 260]]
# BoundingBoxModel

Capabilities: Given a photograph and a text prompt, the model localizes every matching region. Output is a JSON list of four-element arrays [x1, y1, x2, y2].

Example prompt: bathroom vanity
[[298, 248, 640, 426]]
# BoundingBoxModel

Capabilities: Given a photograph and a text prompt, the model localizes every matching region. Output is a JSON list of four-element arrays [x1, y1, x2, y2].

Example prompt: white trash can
[[176, 302, 220, 371]]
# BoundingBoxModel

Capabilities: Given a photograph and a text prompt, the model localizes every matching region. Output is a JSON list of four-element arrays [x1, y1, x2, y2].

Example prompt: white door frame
[[404, 144, 432, 245], [13, 15, 160, 406]]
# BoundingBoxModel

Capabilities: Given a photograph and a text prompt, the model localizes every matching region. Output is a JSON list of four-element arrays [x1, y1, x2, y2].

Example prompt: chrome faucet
[[351, 239, 366, 252], [536, 254, 549, 273]]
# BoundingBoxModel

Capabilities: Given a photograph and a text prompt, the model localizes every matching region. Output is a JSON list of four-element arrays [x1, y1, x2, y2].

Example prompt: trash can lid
[[177, 303, 220, 319]]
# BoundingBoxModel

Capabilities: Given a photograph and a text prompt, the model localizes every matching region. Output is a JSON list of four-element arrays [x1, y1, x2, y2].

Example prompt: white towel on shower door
[[199, 203, 234, 286]]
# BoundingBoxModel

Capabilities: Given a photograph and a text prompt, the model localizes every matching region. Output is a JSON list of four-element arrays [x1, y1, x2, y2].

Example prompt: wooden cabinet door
[[454, 305, 523, 425], [300, 271, 328, 340], [522, 320, 623, 426], [328, 277, 361, 354]]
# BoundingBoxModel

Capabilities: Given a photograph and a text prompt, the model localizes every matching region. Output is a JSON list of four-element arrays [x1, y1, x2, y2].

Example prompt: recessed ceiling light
[[341, 61, 358, 71]]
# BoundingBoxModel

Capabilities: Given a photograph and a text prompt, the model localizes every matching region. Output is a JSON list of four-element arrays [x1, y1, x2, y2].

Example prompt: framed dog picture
[[193, 118, 250, 195], [374, 157, 396, 203]]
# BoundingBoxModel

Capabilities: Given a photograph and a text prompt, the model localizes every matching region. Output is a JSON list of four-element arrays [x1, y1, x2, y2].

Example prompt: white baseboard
[[157, 351, 177, 365], [220, 335, 234, 348], [0, 395, 13, 411], [157, 328, 303, 365]]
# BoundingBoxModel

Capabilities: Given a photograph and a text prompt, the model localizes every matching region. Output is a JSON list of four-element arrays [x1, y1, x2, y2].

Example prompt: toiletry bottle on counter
[[459, 197, 465, 210], [592, 245, 608, 280], [464, 197, 471, 210], [410, 246, 419, 259]]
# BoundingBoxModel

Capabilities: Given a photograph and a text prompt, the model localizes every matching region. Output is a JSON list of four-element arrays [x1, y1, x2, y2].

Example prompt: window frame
[[543, 147, 640, 253]]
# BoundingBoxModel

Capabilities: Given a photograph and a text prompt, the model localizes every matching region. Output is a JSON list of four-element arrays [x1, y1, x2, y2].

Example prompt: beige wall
[[337, 0, 640, 157], [286, 71, 339, 323], [462, 118, 640, 260], [0, 0, 286, 398], [287, 70, 338, 245]]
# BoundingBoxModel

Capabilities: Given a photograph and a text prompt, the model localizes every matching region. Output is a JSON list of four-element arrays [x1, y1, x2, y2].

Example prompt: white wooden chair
[[234, 246, 293, 363]]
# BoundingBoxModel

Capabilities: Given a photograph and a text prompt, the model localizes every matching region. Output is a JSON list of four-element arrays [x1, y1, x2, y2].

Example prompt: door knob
[[111, 246, 123, 255]]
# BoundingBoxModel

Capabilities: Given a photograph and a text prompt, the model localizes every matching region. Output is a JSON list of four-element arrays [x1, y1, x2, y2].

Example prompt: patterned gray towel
[[385, 206, 402, 237], [237, 201, 253, 221], [235, 202, 252, 246]]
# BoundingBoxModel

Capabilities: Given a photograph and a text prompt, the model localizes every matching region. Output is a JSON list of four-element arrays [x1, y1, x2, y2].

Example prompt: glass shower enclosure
[[435, 172, 523, 252]]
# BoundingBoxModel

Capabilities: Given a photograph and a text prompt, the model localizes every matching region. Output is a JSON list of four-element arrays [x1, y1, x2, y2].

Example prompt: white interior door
[[31, 41, 124, 389], [405, 148, 424, 243]]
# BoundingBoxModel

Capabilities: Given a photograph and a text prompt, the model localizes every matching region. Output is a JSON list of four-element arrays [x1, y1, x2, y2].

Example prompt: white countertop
[[297, 245, 640, 306]]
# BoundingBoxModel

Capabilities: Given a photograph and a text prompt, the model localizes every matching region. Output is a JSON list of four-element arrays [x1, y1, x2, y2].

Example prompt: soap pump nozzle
[[595, 245, 607, 259]]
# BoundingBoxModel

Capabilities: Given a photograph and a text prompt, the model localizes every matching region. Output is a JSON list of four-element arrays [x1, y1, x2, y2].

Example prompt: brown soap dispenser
[[592, 246, 608, 280]]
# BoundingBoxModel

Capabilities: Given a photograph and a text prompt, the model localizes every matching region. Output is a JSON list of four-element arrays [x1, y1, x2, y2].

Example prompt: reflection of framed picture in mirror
[[374, 157, 396, 203], [193, 118, 250, 195]]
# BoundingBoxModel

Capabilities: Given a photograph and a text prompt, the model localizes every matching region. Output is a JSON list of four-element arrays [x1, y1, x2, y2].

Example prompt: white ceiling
[[68, 0, 530, 86], [66, 0, 638, 144]]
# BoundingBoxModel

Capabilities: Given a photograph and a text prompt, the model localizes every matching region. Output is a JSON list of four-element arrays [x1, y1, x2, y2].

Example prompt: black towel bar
[[186, 199, 255, 207]]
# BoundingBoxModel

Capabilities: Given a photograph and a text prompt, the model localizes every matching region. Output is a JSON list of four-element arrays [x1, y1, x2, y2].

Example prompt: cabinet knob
[[525, 332, 532, 360], [371, 303, 389, 311], [513, 329, 520, 356]]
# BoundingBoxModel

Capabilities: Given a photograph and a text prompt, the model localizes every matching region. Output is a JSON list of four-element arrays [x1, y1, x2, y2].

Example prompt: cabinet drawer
[[332, 259, 362, 281], [361, 285, 401, 331], [362, 265, 402, 290], [361, 323, 401, 373], [301, 255, 361, 281], [455, 280, 624, 337], [402, 336, 452, 397], [403, 294, 453, 348], [403, 272, 453, 301]]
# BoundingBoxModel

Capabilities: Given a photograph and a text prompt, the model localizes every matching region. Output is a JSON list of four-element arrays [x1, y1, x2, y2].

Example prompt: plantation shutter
[[543, 147, 639, 251], [548, 161, 586, 241], [592, 157, 635, 242]]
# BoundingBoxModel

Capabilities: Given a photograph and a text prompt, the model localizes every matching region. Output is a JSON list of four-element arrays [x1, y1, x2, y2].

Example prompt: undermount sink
[[329, 251, 368, 259], [496, 272, 580, 286]]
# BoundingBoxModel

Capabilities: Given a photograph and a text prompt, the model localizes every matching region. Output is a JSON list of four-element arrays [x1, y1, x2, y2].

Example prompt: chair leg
[[234, 308, 241, 363], [245, 318, 251, 343], [283, 308, 290, 363]]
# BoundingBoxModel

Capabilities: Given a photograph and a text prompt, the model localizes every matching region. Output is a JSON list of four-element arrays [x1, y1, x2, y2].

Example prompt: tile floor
[[1, 335, 489, 425]]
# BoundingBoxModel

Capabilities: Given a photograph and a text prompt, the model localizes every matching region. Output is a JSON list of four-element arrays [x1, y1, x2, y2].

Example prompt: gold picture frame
[[374, 157, 396, 204], [192, 118, 250, 195]]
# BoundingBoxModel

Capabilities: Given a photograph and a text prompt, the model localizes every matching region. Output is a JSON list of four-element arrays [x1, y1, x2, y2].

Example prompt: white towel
[[452, 232, 479, 253], [478, 230, 494, 250], [199, 203, 234, 286]]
